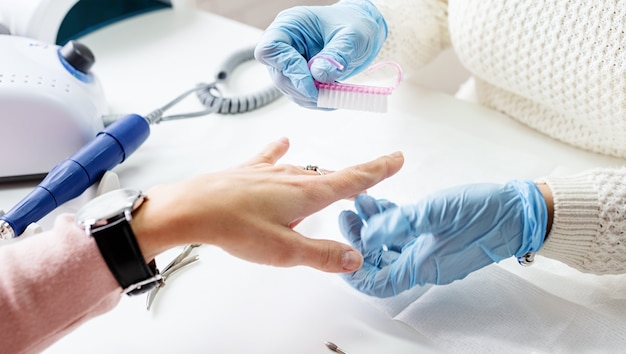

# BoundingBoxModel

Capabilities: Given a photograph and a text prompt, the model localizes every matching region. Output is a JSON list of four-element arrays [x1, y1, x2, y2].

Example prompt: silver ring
[[304, 165, 324, 175]]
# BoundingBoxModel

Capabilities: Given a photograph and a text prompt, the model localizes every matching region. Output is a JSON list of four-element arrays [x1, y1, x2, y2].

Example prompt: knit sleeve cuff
[[369, 0, 450, 77], [537, 174, 600, 271]]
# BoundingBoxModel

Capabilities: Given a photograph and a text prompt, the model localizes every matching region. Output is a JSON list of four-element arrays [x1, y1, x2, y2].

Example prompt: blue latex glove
[[339, 180, 548, 298], [254, 0, 387, 108]]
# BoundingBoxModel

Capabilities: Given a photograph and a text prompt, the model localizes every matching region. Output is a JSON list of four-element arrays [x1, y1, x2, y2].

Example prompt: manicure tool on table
[[325, 341, 349, 354], [146, 244, 202, 311]]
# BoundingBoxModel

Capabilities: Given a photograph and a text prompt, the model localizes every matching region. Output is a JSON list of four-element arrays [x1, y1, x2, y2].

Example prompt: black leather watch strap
[[92, 215, 160, 296]]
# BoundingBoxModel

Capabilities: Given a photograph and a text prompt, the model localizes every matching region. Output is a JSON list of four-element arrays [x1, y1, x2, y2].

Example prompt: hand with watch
[[75, 137, 405, 296], [76, 188, 161, 296]]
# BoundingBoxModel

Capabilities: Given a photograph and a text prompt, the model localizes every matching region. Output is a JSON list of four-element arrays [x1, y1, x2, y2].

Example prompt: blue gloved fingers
[[339, 207, 402, 269], [306, 0, 387, 83], [338, 209, 388, 266], [255, 32, 320, 108], [311, 26, 385, 83], [360, 207, 417, 255], [255, 8, 325, 108], [339, 194, 399, 249], [314, 0, 388, 82], [338, 209, 365, 248], [341, 245, 437, 298], [255, 7, 326, 59], [341, 263, 395, 297], [342, 180, 549, 296], [265, 65, 318, 108], [378, 248, 401, 267], [255, 0, 387, 109], [360, 242, 402, 268], [353, 194, 397, 221]]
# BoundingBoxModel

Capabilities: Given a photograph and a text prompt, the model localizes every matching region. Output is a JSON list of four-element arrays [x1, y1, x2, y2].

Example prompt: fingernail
[[342, 250, 363, 271], [389, 151, 403, 158]]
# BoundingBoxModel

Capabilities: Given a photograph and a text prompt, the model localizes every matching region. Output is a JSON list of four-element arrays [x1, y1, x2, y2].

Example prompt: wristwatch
[[76, 188, 161, 296]]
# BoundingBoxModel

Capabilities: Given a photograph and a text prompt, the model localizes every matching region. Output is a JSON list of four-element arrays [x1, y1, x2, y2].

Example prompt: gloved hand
[[254, 0, 387, 108], [339, 180, 548, 298]]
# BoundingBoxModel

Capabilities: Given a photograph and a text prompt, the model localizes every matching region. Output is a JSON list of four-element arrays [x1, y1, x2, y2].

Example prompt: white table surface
[[2, 7, 626, 354]]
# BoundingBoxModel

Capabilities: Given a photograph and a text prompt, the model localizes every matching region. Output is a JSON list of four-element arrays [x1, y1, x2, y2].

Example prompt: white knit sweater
[[370, 0, 626, 274]]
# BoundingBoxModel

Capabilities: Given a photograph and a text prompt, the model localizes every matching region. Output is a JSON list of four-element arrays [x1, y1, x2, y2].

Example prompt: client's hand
[[254, 0, 387, 108], [339, 181, 548, 297], [133, 137, 404, 273]]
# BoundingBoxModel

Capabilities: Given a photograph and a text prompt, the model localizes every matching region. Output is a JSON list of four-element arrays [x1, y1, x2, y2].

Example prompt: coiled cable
[[195, 46, 282, 114], [104, 46, 282, 126]]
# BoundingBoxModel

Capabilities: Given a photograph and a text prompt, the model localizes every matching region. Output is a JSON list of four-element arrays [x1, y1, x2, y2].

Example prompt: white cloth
[[358, 262, 626, 353]]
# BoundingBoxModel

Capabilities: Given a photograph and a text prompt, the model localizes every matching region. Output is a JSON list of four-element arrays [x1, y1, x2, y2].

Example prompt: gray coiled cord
[[104, 46, 282, 126], [196, 46, 282, 115]]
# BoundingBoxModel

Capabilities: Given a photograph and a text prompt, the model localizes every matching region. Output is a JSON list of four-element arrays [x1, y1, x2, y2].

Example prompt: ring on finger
[[304, 165, 324, 175]]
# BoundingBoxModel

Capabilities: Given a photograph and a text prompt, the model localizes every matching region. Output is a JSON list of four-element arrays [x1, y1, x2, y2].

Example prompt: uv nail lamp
[[0, 34, 107, 182], [0, 0, 171, 45]]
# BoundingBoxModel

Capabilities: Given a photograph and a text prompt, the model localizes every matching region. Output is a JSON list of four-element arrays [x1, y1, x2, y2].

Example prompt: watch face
[[76, 188, 144, 229]]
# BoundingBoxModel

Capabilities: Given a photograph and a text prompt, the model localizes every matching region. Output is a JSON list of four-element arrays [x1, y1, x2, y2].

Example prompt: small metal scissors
[[146, 243, 201, 311]]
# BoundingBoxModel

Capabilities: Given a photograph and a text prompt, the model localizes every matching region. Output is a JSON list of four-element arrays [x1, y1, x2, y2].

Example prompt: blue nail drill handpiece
[[0, 114, 150, 239]]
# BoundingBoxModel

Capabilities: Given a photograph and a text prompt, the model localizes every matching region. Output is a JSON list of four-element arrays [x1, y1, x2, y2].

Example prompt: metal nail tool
[[146, 244, 201, 311], [325, 341, 349, 354]]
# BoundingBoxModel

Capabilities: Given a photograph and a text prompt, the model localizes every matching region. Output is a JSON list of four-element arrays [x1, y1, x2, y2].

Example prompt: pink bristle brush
[[308, 56, 403, 113]]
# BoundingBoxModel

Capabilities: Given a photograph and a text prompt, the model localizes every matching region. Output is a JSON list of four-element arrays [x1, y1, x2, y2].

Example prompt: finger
[[309, 54, 345, 83], [267, 66, 319, 109], [354, 194, 397, 221], [255, 9, 322, 58], [255, 37, 310, 73], [338, 210, 364, 247], [380, 249, 401, 267], [283, 231, 364, 273], [354, 194, 379, 220], [342, 250, 433, 298], [314, 28, 381, 81], [341, 264, 398, 298], [243, 137, 290, 166], [340, 208, 393, 266], [254, 26, 299, 63], [361, 208, 416, 253], [255, 38, 319, 107], [320, 152, 404, 202], [360, 238, 402, 267]]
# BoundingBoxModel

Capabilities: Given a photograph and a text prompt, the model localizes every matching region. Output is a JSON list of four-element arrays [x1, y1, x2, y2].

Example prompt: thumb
[[292, 236, 364, 273], [308, 53, 346, 83], [310, 22, 385, 82], [309, 30, 377, 83]]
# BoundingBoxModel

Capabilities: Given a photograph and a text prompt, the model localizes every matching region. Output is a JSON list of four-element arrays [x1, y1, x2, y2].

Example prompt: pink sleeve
[[0, 214, 122, 354]]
